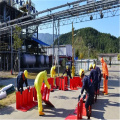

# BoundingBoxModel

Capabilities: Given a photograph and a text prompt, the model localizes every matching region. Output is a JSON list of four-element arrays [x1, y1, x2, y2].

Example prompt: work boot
[[86, 108, 90, 119], [104, 93, 108, 95], [39, 111, 45, 116]]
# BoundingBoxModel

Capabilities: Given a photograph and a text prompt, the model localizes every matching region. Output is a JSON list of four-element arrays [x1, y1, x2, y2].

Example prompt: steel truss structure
[[0, 0, 120, 35]]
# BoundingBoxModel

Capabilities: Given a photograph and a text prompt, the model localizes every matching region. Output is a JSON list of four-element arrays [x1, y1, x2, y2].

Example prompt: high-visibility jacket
[[50, 66, 56, 78], [101, 58, 109, 77], [34, 71, 50, 112], [34, 71, 50, 89]]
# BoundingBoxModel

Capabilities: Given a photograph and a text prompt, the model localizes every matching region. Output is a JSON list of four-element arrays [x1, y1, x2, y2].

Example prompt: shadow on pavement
[[53, 96, 69, 100], [108, 87, 114, 89], [0, 106, 16, 115], [108, 76, 120, 80], [108, 70, 120, 73], [91, 111, 104, 119], [107, 93, 120, 97], [53, 95, 78, 100], [42, 106, 74, 118], [93, 98, 120, 111], [107, 79, 119, 87], [100, 86, 114, 90], [92, 97, 119, 119]]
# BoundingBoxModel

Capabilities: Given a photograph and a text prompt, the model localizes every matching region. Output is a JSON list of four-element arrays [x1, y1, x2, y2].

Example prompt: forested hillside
[[54, 27, 119, 58]]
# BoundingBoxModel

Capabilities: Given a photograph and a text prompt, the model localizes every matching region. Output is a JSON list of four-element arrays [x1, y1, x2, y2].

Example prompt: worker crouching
[[17, 70, 29, 94], [34, 70, 50, 116], [78, 69, 94, 119]]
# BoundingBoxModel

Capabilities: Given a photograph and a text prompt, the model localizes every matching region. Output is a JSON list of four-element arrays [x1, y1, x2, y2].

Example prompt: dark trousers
[[85, 94, 94, 109]]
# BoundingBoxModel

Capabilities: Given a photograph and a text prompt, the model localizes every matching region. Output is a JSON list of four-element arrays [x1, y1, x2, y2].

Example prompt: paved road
[[0, 65, 120, 119]]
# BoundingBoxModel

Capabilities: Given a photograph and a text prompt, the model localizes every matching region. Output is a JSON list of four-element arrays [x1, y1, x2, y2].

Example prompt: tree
[[75, 49, 79, 58], [13, 25, 23, 73], [80, 53, 84, 59], [54, 27, 118, 56]]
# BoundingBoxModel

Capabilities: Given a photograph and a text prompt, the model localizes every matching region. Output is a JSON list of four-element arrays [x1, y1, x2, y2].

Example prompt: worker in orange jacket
[[101, 57, 109, 95]]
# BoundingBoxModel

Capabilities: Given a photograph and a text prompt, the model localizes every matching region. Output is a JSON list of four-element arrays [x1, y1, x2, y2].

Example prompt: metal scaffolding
[[0, 0, 120, 34]]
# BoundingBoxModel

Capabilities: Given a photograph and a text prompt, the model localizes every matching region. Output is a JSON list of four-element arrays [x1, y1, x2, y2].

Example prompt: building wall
[[45, 45, 72, 57], [45, 45, 72, 65], [98, 54, 120, 64], [66, 45, 72, 57], [75, 59, 97, 75]]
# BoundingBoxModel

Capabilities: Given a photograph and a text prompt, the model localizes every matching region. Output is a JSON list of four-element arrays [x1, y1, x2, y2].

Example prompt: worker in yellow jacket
[[34, 70, 50, 116], [50, 66, 56, 86]]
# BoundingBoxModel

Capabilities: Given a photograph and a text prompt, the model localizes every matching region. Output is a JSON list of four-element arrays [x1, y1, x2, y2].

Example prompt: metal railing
[[75, 59, 97, 75]]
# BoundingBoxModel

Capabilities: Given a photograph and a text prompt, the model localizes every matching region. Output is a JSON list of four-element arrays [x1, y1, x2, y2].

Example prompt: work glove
[[78, 94, 83, 101], [19, 88, 22, 95], [106, 75, 108, 80], [101, 74, 103, 78], [83, 93, 86, 100]]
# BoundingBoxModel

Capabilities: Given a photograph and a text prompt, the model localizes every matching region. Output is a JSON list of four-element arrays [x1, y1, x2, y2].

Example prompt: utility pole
[[72, 22, 74, 65], [57, 19, 60, 76], [52, 17, 55, 66], [72, 22, 75, 77], [11, 27, 13, 75]]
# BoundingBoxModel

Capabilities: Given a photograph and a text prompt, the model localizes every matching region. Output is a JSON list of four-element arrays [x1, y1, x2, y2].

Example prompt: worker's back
[[35, 71, 45, 85], [82, 75, 94, 95], [89, 69, 98, 85]]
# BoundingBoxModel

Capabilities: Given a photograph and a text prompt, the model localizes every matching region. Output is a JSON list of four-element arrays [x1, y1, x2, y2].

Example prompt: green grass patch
[[0, 85, 5, 89]]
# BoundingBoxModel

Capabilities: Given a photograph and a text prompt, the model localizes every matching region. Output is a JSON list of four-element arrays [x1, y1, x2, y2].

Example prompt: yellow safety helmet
[[24, 70, 28, 78], [89, 64, 93, 70], [79, 69, 84, 78], [66, 65, 69, 69], [93, 64, 96, 69]]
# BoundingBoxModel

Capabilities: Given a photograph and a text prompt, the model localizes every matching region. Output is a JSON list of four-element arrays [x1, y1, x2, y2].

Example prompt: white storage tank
[[22, 54, 36, 67], [45, 55, 49, 65]]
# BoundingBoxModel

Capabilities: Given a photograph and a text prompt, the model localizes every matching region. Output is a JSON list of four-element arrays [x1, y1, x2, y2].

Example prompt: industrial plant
[[0, 0, 52, 72]]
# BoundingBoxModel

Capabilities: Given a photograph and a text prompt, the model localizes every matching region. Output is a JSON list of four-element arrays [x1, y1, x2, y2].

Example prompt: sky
[[32, 0, 120, 38]]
